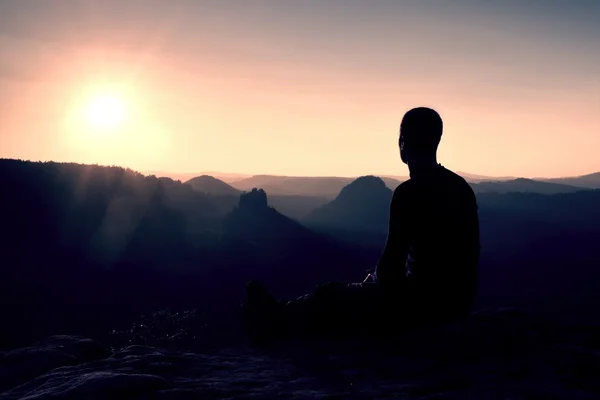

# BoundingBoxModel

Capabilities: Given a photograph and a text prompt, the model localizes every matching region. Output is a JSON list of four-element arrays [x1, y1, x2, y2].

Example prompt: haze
[[0, 0, 599, 178]]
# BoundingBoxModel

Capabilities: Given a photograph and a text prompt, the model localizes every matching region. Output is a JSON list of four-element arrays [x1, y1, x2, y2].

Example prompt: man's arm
[[375, 186, 409, 289], [465, 189, 481, 290]]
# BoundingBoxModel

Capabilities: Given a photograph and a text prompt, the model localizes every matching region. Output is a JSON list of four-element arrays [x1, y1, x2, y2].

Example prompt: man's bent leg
[[281, 281, 384, 337]]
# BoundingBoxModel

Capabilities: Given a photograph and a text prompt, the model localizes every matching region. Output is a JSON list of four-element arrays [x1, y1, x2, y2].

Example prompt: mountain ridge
[[539, 171, 600, 189], [185, 175, 241, 196], [471, 178, 584, 195], [2, 158, 600, 351], [303, 175, 393, 234]]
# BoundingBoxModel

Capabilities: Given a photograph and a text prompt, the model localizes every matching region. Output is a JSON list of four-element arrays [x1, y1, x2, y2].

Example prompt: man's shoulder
[[393, 178, 414, 196], [440, 166, 467, 182], [441, 167, 475, 194], [388, 180, 411, 208]]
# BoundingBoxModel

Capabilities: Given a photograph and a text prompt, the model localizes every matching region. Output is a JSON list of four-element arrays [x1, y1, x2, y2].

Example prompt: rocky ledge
[[1, 308, 599, 399]]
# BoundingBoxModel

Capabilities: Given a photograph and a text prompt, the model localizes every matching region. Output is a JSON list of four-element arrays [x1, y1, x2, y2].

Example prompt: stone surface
[[1, 309, 599, 399]]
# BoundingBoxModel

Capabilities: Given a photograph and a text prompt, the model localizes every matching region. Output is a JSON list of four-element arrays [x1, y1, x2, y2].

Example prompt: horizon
[[143, 168, 597, 181], [3, 156, 600, 181], [1, 1, 599, 178]]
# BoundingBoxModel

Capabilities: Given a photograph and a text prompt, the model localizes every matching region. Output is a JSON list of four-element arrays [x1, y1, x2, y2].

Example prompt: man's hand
[[362, 268, 377, 283], [362, 273, 377, 284]]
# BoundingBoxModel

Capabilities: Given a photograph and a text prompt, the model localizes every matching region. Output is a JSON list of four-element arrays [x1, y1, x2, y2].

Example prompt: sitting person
[[242, 107, 481, 342]]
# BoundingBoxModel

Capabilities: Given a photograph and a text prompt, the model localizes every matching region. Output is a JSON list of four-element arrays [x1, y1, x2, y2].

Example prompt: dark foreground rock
[[1, 309, 599, 399], [0, 336, 110, 393]]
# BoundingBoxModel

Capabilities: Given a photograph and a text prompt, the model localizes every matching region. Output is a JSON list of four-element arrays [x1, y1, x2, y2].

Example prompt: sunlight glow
[[85, 94, 126, 131], [61, 80, 172, 169]]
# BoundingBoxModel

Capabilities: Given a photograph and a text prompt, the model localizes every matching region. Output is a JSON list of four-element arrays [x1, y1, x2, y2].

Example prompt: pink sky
[[0, 1, 598, 178]]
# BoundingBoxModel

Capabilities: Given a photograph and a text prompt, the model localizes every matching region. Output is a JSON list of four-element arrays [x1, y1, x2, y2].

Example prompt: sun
[[85, 94, 126, 131], [63, 81, 171, 166]]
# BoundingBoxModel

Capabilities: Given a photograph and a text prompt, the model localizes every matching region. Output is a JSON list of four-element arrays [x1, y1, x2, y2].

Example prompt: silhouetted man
[[374, 107, 480, 318], [243, 107, 480, 342]]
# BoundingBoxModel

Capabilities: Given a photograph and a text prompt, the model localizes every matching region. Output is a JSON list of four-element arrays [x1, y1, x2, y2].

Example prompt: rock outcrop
[[0, 336, 110, 392], [238, 188, 269, 212], [2, 309, 599, 399]]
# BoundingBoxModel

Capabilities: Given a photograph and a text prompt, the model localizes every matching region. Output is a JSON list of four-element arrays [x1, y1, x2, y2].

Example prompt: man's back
[[391, 165, 480, 310]]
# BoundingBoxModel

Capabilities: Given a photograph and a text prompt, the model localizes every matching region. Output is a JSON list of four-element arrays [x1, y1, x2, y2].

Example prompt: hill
[[149, 169, 600, 191], [475, 190, 600, 307], [185, 175, 241, 196], [0, 159, 373, 348], [231, 175, 402, 198], [183, 175, 328, 220], [540, 171, 600, 189], [457, 172, 516, 182], [145, 171, 252, 184], [267, 195, 329, 220], [3, 158, 600, 353], [303, 176, 393, 234], [218, 189, 370, 297], [231, 175, 356, 198], [471, 178, 583, 195], [181, 174, 593, 220]]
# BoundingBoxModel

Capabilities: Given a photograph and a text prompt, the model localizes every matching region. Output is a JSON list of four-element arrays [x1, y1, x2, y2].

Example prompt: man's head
[[399, 107, 443, 165]]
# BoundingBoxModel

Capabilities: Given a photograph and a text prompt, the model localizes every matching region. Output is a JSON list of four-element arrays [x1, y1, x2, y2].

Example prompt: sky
[[0, 0, 599, 178]]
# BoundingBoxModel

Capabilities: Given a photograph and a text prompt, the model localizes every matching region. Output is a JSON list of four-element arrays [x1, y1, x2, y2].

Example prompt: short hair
[[400, 107, 443, 155]]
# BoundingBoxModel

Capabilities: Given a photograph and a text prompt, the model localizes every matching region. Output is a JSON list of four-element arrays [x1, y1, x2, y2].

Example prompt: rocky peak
[[336, 175, 391, 203], [238, 188, 268, 211]]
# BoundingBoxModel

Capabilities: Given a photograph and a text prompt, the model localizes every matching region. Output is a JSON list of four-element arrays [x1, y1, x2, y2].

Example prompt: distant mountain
[[185, 175, 241, 196], [231, 175, 402, 199], [539, 172, 600, 189], [380, 177, 405, 190], [220, 189, 370, 298], [183, 176, 328, 220], [303, 176, 393, 234], [223, 189, 322, 250], [149, 169, 600, 191], [382, 172, 515, 184], [230, 175, 354, 198], [457, 172, 516, 183], [471, 178, 583, 195], [3, 158, 600, 350], [0, 159, 374, 347], [198, 172, 254, 183], [145, 171, 252, 184], [475, 190, 600, 307], [267, 195, 329, 220]]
